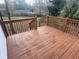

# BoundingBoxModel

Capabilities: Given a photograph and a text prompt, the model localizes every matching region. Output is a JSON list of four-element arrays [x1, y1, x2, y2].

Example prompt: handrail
[[67, 19, 79, 24], [1, 17, 36, 24]]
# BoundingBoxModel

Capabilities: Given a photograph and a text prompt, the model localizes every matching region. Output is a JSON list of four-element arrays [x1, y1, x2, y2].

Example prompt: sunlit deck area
[[7, 26, 79, 59]]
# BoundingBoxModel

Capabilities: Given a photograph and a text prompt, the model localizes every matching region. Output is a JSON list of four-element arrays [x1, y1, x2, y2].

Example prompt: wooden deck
[[7, 26, 79, 59]]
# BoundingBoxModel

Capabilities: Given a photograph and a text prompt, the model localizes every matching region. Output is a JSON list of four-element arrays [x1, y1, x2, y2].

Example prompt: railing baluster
[[9, 23, 15, 34], [23, 21, 26, 31], [16, 22, 18, 33], [20, 22, 23, 32], [7, 23, 11, 35], [12, 23, 15, 33], [18, 22, 20, 33], [21, 22, 24, 32]]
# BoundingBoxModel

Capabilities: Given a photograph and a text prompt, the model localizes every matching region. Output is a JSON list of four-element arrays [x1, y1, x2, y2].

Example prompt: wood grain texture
[[7, 26, 79, 59]]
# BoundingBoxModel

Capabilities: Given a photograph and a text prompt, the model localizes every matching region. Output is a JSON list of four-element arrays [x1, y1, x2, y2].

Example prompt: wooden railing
[[64, 19, 79, 36], [39, 16, 47, 26], [46, 16, 67, 31], [0, 17, 37, 37], [39, 16, 79, 37], [0, 16, 79, 37]]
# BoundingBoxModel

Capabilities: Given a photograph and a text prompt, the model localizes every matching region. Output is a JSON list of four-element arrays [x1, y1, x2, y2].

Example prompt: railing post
[[63, 18, 69, 32], [46, 15, 49, 25], [2, 22, 8, 38], [0, 12, 8, 38], [35, 16, 37, 28], [29, 17, 37, 30]]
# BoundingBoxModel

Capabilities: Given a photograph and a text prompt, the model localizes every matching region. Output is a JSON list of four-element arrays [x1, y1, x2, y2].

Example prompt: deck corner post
[[46, 15, 49, 25]]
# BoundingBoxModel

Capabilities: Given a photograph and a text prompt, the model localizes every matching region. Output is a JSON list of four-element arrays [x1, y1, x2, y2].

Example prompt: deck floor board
[[7, 26, 79, 59]]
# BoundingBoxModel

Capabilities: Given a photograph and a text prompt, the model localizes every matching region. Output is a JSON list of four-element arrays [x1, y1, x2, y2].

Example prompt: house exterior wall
[[0, 25, 7, 59]]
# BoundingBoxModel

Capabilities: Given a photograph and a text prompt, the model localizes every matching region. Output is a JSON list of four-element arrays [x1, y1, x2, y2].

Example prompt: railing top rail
[[47, 16, 69, 20], [67, 19, 79, 24], [47, 16, 79, 23], [0, 17, 36, 24]]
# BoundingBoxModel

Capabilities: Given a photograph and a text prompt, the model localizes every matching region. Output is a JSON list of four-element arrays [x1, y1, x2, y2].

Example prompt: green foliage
[[62, 0, 78, 18], [48, 0, 79, 19], [73, 11, 79, 19], [48, 0, 66, 16]]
